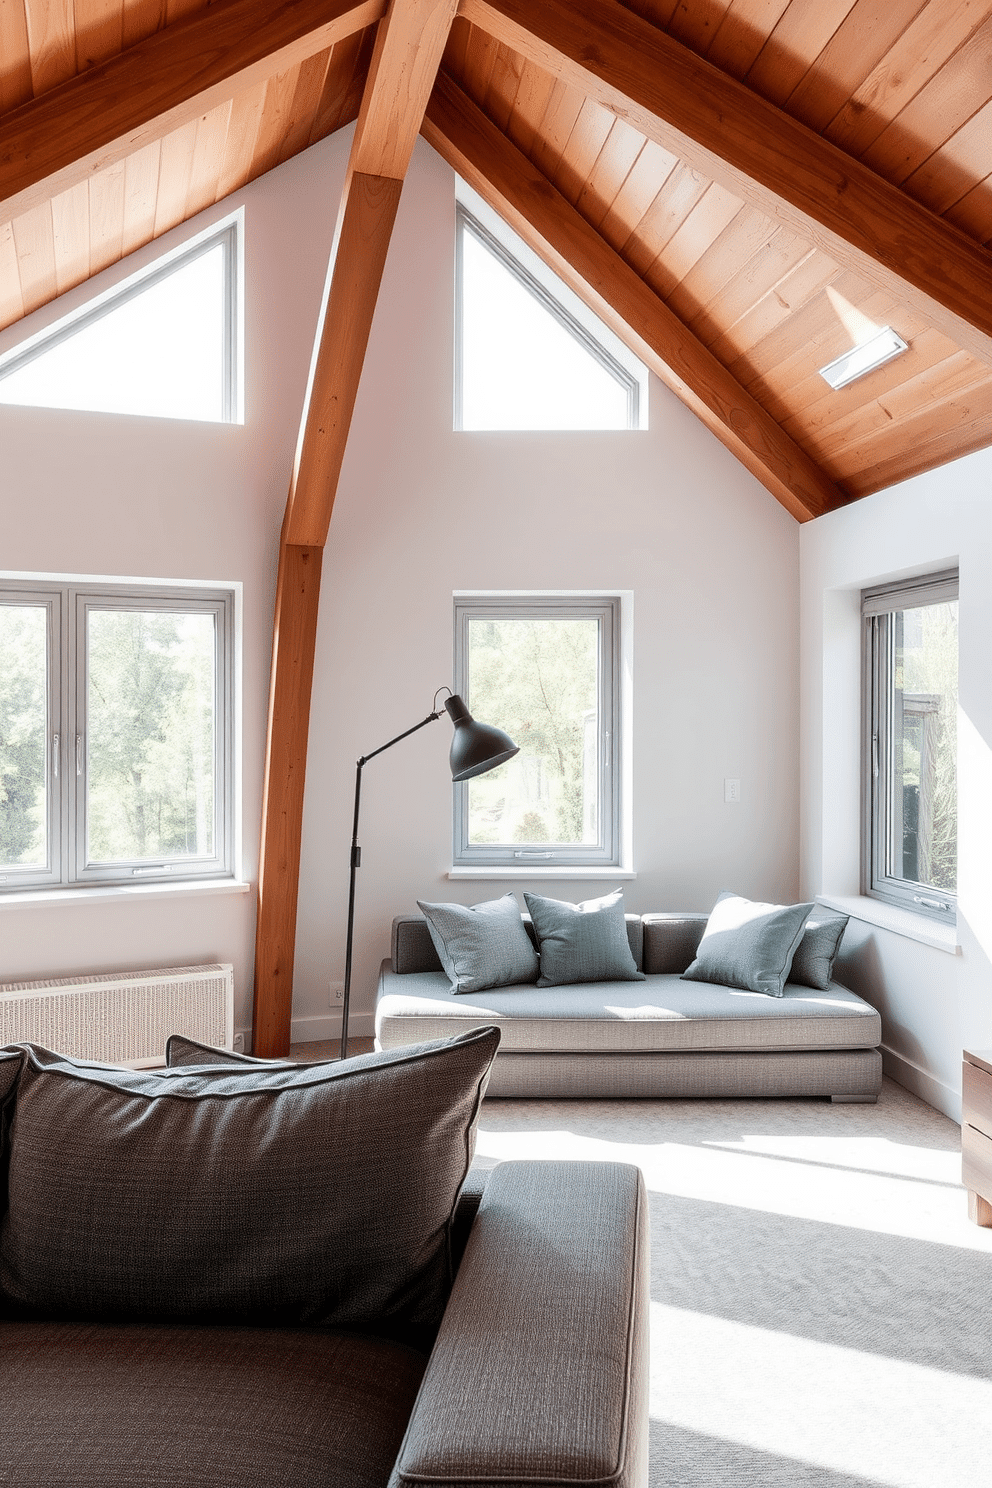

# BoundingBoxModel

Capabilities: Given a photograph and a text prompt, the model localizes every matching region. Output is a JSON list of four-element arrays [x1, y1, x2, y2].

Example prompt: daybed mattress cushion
[[376, 969, 881, 1054]]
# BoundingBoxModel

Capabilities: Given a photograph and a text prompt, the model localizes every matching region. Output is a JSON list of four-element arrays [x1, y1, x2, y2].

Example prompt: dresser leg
[[967, 1190, 992, 1227]]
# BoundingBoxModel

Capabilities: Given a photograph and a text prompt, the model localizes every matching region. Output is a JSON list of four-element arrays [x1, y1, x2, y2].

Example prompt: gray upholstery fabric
[[164, 1033, 264, 1067], [524, 889, 645, 986], [392, 1160, 648, 1488], [642, 914, 707, 973], [376, 968, 881, 1053], [0, 1029, 499, 1339], [391, 912, 643, 975], [416, 895, 538, 994], [0, 1321, 426, 1488], [682, 891, 814, 997], [790, 913, 851, 990], [478, 1048, 883, 1100]]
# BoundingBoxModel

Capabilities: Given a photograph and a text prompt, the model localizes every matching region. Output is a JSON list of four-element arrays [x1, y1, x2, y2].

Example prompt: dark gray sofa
[[377, 911, 883, 1102], [0, 1035, 649, 1488]]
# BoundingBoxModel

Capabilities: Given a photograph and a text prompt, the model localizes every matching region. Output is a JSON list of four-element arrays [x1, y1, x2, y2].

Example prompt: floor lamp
[[339, 689, 518, 1059]]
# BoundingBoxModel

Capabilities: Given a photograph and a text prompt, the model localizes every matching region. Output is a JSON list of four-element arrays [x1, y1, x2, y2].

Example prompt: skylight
[[0, 222, 240, 423], [456, 206, 644, 432]]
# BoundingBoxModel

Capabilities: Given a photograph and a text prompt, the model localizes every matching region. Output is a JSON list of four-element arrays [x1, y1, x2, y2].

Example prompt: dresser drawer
[[962, 1120, 992, 1199], [963, 1057, 992, 1136]]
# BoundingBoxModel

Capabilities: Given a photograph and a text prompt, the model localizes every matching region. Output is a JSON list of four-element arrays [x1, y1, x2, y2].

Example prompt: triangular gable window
[[456, 205, 643, 431], [0, 223, 239, 423]]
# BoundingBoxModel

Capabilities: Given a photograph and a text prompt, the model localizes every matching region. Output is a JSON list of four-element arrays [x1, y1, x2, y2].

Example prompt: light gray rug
[[475, 1078, 992, 1488]]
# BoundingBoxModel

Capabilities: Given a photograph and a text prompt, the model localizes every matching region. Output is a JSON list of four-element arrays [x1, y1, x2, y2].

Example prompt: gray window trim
[[452, 593, 622, 869], [0, 579, 235, 892], [862, 568, 958, 923], [454, 207, 639, 431], [0, 223, 239, 423]]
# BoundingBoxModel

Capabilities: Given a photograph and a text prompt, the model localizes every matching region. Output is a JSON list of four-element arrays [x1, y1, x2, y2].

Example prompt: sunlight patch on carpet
[[473, 1127, 992, 1251], [650, 1301, 989, 1488]]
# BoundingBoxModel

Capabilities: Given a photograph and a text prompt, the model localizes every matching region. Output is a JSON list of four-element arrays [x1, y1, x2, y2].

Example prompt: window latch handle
[[872, 733, 879, 779], [913, 894, 950, 912], [76, 735, 83, 776], [52, 733, 59, 780], [513, 851, 554, 859]]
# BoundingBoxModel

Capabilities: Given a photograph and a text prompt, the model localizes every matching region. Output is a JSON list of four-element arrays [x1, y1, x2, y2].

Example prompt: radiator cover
[[0, 964, 234, 1067]]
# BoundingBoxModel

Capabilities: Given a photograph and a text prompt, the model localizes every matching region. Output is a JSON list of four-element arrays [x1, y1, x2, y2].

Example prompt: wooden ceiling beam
[[424, 72, 841, 522], [0, 0, 385, 225], [253, 0, 459, 1058], [459, 0, 992, 367]]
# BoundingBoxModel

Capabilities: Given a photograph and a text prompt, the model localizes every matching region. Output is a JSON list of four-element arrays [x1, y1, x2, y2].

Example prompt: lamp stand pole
[[340, 709, 443, 1060]]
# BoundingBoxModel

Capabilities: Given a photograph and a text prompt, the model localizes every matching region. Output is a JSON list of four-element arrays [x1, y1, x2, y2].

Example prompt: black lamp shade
[[445, 694, 519, 781]]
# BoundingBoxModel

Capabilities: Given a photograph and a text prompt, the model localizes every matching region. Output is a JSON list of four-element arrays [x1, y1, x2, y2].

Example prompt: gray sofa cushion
[[417, 894, 538, 993], [0, 1029, 499, 1339], [790, 913, 850, 990], [376, 969, 881, 1054], [392, 1160, 648, 1488], [1, 1321, 426, 1488], [524, 889, 645, 986], [681, 891, 814, 997]]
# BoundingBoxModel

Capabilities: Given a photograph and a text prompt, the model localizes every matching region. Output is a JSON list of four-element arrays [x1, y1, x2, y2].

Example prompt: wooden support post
[[252, 0, 459, 1057]]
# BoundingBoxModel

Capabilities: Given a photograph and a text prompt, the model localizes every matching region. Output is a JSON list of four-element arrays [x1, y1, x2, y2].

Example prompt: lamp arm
[[340, 707, 445, 1061]]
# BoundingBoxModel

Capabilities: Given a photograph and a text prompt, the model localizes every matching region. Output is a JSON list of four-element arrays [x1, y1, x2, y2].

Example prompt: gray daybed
[[376, 911, 883, 1101]]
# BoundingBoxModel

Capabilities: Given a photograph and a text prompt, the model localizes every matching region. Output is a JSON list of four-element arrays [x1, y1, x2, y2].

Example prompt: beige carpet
[[475, 1078, 992, 1488]]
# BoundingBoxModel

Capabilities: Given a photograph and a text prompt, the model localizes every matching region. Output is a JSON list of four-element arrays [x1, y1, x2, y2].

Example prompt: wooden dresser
[[962, 1049, 992, 1226]]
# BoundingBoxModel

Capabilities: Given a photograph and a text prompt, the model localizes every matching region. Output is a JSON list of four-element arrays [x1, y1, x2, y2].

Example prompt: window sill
[[0, 879, 252, 909], [448, 866, 635, 881], [816, 893, 959, 955]]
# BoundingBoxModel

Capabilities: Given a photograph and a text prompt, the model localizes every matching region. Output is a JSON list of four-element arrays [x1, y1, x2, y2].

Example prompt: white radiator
[[0, 964, 234, 1067]]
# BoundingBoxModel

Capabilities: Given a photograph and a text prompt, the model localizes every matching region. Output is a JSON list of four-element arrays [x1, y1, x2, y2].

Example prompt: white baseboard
[[234, 1012, 375, 1056], [881, 1043, 961, 1124], [290, 1011, 375, 1044]]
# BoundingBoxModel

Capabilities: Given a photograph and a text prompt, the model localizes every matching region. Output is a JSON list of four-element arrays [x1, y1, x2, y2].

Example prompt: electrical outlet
[[329, 981, 344, 1005], [724, 778, 741, 803]]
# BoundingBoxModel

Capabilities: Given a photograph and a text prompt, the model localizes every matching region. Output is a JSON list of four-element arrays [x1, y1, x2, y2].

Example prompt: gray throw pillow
[[417, 894, 538, 993], [789, 913, 850, 990], [681, 890, 814, 998], [0, 1028, 499, 1342], [523, 889, 644, 987]]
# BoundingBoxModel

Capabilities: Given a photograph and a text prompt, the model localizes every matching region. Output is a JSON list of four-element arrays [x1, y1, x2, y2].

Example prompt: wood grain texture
[[423, 70, 842, 521], [252, 542, 323, 1059], [285, 171, 402, 546], [0, 0, 385, 223], [351, 0, 460, 178], [460, 0, 992, 363]]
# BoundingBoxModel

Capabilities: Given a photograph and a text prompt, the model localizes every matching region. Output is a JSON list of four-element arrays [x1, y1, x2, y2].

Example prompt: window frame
[[0, 219, 241, 424], [0, 578, 236, 893], [862, 568, 958, 924], [452, 593, 623, 870], [454, 205, 642, 432]]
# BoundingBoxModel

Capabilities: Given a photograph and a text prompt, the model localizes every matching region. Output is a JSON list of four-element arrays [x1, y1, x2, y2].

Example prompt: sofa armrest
[[392, 1160, 649, 1488]]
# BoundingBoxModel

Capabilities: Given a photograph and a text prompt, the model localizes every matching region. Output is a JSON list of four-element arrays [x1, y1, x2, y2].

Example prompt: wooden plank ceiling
[[2, 0, 992, 512]]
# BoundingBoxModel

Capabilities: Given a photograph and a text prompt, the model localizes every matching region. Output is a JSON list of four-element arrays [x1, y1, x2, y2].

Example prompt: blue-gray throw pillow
[[789, 913, 850, 990], [523, 889, 644, 987], [681, 891, 814, 998], [416, 894, 539, 994]]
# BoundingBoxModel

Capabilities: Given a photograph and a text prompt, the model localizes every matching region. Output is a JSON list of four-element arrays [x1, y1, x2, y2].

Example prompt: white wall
[[0, 134, 347, 1033], [800, 446, 992, 1120], [293, 137, 803, 1042], [0, 129, 803, 1051]]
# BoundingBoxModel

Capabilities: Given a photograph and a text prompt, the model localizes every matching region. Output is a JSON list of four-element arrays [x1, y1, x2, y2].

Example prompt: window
[[455, 202, 645, 431], [453, 594, 623, 869], [0, 220, 240, 423], [863, 570, 958, 921], [0, 580, 235, 891]]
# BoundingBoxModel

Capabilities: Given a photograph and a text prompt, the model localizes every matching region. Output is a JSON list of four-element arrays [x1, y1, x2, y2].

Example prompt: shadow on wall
[[833, 932, 924, 1070]]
